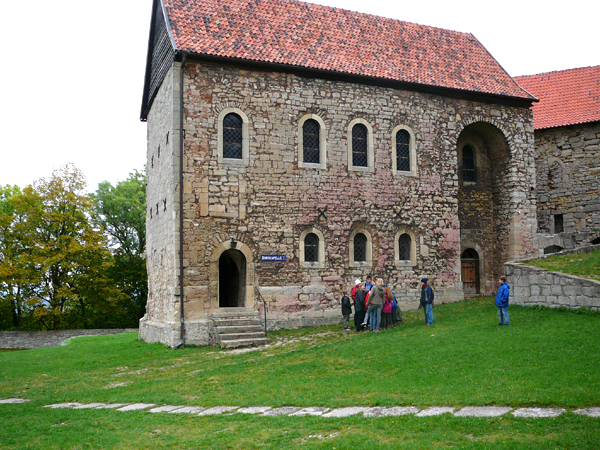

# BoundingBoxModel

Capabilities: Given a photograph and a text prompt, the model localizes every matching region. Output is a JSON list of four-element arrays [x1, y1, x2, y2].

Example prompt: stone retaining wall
[[0, 329, 138, 350], [505, 245, 600, 310]]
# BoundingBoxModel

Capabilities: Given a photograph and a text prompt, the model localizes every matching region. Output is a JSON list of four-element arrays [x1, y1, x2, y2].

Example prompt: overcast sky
[[1, 0, 598, 191]]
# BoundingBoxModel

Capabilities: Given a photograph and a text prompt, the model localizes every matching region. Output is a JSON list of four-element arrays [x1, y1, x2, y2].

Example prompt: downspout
[[175, 55, 187, 350]]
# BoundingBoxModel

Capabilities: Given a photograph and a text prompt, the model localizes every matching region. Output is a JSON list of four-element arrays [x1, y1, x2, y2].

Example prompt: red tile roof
[[163, 0, 534, 101], [515, 66, 600, 129]]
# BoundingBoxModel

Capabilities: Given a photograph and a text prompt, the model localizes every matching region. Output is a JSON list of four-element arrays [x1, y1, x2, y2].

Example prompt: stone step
[[211, 310, 258, 318], [215, 325, 264, 334], [213, 318, 262, 327], [219, 337, 271, 349], [219, 332, 267, 341]]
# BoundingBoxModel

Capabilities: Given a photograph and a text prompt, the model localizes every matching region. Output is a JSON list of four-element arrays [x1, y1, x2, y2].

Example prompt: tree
[[92, 169, 147, 326], [0, 164, 124, 330]]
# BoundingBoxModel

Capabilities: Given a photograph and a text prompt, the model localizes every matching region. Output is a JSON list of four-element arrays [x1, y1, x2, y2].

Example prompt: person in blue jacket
[[495, 275, 510, 326]]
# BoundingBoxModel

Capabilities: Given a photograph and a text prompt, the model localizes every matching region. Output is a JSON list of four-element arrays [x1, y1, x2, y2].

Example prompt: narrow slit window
[[303, 119, 320, 164], [304, 233, 319, 262], [462, 145, 476, 182], [352, 124, 368, 167], [398, 233, 411, 261], [354, 233, 367, 262]]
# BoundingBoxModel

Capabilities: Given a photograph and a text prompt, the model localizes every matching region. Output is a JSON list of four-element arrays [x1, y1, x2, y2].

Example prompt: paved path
[[2, 398, 599, 418]]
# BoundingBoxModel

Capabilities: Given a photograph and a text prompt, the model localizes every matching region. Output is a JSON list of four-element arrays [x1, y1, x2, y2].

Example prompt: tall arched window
[[302, 119, 320, 164], [396, 130, 410, 172], [352, 124, 368, 167], [462, 145, 476, 182], [353, 233, 367, 262], [398, 233, 412, 261], [223, 113, 243, 159], [304, 233, 319, 262]]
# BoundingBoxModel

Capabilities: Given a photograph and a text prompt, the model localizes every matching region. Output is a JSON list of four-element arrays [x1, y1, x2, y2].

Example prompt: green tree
[[92, 169, 147, 327], [0, 164, 124, 330]]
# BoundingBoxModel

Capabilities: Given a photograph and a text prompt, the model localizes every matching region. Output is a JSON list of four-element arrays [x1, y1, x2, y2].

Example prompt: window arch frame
[[217, 108, 250, 166], [347, 119, 374, 173], [391, 125, 417, 177], [299, 228, 325, 268], [349, 229, 373, 267], [394, 229, 417, 267], [298, 114, 327, 170]]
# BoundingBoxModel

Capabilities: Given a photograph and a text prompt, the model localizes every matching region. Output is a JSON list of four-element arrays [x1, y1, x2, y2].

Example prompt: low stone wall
[[0, 329, 138, 350], [505, 245, 600, 310]]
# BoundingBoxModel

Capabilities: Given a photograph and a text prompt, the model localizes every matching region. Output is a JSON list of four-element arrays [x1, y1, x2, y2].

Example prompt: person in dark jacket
[[419, 278, 434, 325], [354, 283, 367, 331], [495, 275, 510, 326], [341, 292, 353, 331]]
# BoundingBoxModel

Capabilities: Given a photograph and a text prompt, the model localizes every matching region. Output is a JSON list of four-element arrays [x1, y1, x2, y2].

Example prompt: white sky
[[1, 0, 598, 191]]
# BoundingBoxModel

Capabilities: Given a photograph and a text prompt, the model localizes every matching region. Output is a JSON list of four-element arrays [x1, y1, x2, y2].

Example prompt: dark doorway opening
[[219, 249, 246, 307], [461, 248, 480, 294]]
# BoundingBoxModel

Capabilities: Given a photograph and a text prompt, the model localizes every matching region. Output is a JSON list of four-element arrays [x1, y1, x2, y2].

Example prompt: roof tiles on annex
[[163, 0, 534, 101], [515, 66, 600, 130]]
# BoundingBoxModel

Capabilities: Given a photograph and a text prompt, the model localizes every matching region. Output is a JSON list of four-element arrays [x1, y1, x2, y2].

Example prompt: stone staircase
[[210, 309, 270, 349]]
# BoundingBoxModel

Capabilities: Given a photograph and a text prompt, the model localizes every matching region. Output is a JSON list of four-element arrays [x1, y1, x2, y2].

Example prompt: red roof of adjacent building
[[162, 0, 534, 101], [515, 66, 600, 130]]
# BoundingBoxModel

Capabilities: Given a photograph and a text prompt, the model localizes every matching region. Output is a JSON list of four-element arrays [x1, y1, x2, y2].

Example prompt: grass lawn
[[1, 298, 599, 449], [525, 248, 600, 281]]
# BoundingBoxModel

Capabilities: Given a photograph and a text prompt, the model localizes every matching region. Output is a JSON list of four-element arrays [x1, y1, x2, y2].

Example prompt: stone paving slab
[[169, 406, 206, 414], [289, 407, 330, 416], [416, 407, 455, 417], [73, 403, 107, 409], [512, 408, 565, 418], [322, 407, 368, 418], [237, 406, 272, 414], [44, 402, 84, 409], [197, 406, 239, 416], [262, 406, 301, 416], [573, 407, 600, 417], [148, 405, 184, 413], [363, 406, 419, 417], [0, 398, 30, 404], [454, 407, 512, 417], [95, 403, 129, 409], [117, 403, 156, 412]]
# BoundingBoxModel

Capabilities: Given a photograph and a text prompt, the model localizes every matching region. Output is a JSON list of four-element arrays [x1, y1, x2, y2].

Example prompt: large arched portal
[[457, 121, 511, 295], [219, 249, 246, 307]]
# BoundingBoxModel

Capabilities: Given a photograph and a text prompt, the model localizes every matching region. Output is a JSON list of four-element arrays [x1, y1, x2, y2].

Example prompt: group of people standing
[[341, 276, 403, 333], [341, 274, 511, 331]]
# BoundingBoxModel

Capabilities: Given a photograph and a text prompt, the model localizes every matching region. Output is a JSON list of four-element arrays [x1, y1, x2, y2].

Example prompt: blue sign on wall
[[260, 255, 287, 261]]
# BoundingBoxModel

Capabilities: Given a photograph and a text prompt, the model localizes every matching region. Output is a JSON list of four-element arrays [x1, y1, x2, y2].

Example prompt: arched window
[[304, 233, 319, 262], [302, 119, 320, 164], [462, 145, 476, 182], [352, 124, 368, 167], [396, 130, 410, 172], [222, 113, 243, 159], [398, 233, 412, 261], [353, 233, 367, 262]]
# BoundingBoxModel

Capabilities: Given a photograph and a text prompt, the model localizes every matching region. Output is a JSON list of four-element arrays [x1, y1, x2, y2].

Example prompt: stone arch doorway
[[461, 248, 480, 294], [219, 249, 246, 307]]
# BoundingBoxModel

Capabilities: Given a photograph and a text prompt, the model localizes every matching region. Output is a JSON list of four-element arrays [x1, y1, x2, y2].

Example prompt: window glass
[[396, 130, 410, 171], [352, 124, 368, 167], [223, 113, 243, 159], [303, 119, 320, 164], [354, 233, 367, 262], [462, 145, 476, 182], [304, 233, 319, 262], [398, 233, 411, 261]]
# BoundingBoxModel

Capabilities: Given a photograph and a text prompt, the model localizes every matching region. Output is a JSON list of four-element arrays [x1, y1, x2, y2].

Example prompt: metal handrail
[[254, 286, 268, 337]]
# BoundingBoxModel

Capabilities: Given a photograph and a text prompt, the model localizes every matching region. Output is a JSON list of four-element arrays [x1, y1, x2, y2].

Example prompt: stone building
[[515, 66, 600, 254], [139, 0, 539, 346]]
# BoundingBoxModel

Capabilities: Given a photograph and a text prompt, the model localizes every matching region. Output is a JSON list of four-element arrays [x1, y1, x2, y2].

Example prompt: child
[[341, 292, 352, 331]]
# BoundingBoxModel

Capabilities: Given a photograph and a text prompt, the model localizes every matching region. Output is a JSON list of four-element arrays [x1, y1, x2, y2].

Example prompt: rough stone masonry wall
[[536, 121, 600, 251], [505, 245, 600, 310], [140, 64, 184, 346], [0, 329, 138, 350], [172, 61, 537, 339]]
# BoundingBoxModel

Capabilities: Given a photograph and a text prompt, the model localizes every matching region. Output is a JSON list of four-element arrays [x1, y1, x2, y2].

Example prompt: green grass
[[525, 249, 600, 281], [1, 298, 599, 449]]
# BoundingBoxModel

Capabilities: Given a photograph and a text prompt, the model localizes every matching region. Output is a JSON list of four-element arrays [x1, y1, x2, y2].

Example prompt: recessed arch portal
[[461, 248, 480, 294], [218, 249, 247, 307]]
